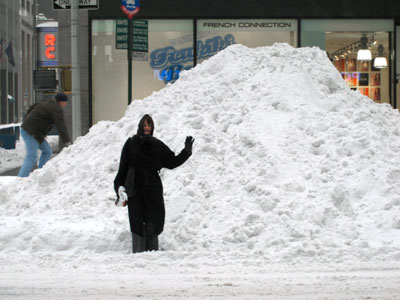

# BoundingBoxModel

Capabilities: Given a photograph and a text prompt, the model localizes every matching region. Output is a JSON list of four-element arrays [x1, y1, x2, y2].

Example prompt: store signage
[[120, 0, 140, 19], [45, 34, 56, 59], [199, 19, 297, 32], [151, 34, 235, 69], [37, 27, 58, 67], [151, 34, 236, 83], [53, 0, 99, 9], [116, 19, 148, 60], [202, 22, 293, 29]]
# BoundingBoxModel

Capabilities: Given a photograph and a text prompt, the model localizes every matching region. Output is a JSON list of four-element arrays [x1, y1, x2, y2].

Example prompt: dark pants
[[132, 222, 159, 253]]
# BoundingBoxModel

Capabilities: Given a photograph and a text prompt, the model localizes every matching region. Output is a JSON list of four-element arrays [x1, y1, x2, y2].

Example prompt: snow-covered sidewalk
[[0, 136, 59, 176], [1, 252, 400, 300]]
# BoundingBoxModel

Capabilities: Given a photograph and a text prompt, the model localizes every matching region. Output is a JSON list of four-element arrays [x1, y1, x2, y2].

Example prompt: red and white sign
[[121, 0, 140, 19]]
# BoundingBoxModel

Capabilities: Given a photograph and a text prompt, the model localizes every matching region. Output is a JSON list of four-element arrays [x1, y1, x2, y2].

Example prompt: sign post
[[71, 0, 81, 141], [128, 18, 133, 105], [120, 0, 141, 105]]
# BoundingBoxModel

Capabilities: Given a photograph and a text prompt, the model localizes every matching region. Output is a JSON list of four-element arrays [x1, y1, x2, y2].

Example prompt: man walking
[[18, 93, 71, 177]]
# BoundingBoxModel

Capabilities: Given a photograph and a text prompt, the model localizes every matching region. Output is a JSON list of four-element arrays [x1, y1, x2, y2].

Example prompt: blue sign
[[121, 0, 140, 18], [151, 34, 236, 84]]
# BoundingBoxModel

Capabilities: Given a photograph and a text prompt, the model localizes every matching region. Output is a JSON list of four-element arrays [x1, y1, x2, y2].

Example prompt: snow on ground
[[1, 43, 400, 299], [0, 136, 59, 173], [0, 140, 25, 172]]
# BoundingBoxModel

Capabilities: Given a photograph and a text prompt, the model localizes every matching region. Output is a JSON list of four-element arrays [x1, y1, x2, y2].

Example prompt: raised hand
[[184, 136, 195, 154]]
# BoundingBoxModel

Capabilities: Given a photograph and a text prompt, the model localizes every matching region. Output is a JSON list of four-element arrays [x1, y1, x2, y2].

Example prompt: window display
[[330, 32, 389, 103], [301, 19, 394, 105]]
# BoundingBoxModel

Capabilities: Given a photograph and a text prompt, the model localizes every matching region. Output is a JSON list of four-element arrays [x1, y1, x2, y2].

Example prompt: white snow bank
[[1, 43, 400, 265]]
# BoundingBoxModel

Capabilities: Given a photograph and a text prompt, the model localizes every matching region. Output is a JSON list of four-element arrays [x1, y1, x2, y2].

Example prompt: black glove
[[184, 136, 195, 154]]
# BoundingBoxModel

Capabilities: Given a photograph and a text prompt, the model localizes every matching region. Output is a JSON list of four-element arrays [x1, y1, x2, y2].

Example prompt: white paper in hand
[[116, 186, 128, 207]]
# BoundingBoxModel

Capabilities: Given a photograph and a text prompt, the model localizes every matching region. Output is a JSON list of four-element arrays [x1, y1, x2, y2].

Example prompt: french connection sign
[[198, 19, 297, 31]]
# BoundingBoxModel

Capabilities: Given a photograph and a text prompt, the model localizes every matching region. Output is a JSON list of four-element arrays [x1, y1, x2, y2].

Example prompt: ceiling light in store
[[357, 49, 372, 61], [357, 34, 372, 61], [374, 44, 387, 69]]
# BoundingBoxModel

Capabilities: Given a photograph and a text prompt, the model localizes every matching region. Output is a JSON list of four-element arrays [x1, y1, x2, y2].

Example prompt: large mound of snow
[[1, 43, 400, 264]]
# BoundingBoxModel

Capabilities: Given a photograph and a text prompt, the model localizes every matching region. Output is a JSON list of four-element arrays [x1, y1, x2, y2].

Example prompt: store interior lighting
[[357, 34, 372, 61], [373, 44, 387, 68], [328, 34, 376, 62]]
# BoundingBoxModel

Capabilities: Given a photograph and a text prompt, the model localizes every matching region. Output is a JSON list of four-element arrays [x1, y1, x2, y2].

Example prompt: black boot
[[143, 222, 159, 251], [146, 235, 159, 251], [131, 232, 146, 253]]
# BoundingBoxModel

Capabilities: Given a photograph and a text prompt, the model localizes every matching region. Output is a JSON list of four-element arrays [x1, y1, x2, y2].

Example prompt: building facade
[[0, 0, 36, 124], [55, 0, 400, 135], [19, 0, 36, 118]]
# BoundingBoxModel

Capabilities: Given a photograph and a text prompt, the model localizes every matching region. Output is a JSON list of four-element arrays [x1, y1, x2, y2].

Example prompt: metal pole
[[33, 0, 37, 106], [71, 0, 81, 141], [128, 18, 133, 105]]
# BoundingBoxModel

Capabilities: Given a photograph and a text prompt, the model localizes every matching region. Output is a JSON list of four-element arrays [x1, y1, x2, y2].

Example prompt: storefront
[[301, 19, 395, 105], [91, 18, 298, 123], [86, 1, 400, 126]]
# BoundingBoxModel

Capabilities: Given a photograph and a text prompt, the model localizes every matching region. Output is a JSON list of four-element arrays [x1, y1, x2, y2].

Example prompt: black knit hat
[[55, 93, 68, 102]]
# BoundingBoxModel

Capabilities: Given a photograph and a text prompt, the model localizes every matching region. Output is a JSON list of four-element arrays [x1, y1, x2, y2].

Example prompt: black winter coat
[[114, 135, 191, 236]]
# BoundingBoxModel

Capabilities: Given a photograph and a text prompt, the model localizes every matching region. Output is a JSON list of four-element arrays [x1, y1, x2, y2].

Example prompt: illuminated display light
[[374, 57, 387, 68], [373, 44, 387, 69], [357, 49, 372, 61], [357, 34, 371, 61]]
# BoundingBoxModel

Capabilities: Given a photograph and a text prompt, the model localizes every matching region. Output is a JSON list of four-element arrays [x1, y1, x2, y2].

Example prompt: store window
[[301, 19, 394, 106], [91, 19, 193, 124], [135, 20, 193, 96], [196, 19, 298, 64]]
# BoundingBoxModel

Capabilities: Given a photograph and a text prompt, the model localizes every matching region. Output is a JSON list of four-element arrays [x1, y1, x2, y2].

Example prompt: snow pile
[[1, 43, 400, 264]]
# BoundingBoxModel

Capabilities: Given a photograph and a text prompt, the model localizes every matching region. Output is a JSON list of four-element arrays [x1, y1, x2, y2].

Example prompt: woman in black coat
[[114, 114, 194, 253]]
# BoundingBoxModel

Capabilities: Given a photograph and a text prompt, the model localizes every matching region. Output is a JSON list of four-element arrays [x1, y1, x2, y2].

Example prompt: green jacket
[[22, 99, 71, 144]]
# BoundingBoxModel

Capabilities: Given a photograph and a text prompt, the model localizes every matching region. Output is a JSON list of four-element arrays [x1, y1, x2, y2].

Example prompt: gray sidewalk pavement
[[0, 167, 20, 176], [0, 153, 58, 177]]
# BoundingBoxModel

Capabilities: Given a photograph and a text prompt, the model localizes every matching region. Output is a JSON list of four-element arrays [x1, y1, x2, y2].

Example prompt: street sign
[[116, 19, 148, 60], [53, 0, 99, 9]]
